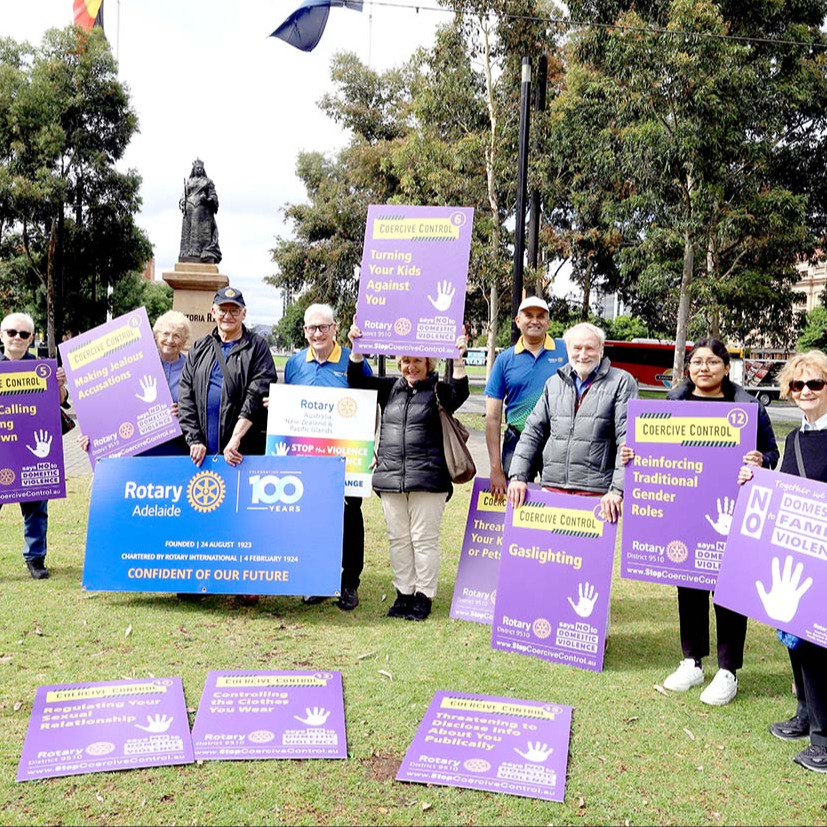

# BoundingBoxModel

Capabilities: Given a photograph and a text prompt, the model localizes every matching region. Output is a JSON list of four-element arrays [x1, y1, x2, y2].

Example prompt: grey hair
[[304, 304, 336, 325], [563, 322, 606, 347], [1, 312, 35, 332], [153, 310, 191, 342]]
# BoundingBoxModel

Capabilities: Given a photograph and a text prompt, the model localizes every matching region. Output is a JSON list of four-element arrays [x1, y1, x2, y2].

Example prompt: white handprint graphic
[[756, 555, 813, 623], [135, 375, 158, 403], [427, 280, 456, 312], [514, 741, 554, 762], [26, 430, 52, 458], [135, 713, 174, 733], [705, 496, 735, 536], [271, 442, 290, 457], [293, 706, 330, 726], [567, 581, 599, 618]]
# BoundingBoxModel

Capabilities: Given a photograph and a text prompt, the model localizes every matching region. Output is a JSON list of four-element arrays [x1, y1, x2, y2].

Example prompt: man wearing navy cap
[[178, 286, 277, 468]]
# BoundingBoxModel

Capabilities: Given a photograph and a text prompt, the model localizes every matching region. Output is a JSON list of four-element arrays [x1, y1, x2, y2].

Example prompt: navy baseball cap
[[213, 286, 245, 307]]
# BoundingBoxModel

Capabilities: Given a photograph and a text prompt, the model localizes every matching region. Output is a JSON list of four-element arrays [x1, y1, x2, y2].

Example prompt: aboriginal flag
[[73, 0, 104, 32]]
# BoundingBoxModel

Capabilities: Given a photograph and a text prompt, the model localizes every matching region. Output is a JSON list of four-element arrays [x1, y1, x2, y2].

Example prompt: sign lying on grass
[[397, 690, 573, 802], [715, 467, 827, 648], [491, 489, 617, 672], [622, 399, 757, 589], [58, 307, 181, 467], [353, 204, 474, 360], [265, 384, 377, 498], [83, 455, 345, 596], [450, 477, 504, 625], [191, 670, 347, 760], [17, 678, 193, 781], [0, 358, 65, 504]]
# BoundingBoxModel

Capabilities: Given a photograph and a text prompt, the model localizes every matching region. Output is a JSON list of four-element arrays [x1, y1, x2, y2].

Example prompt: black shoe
[[26, 559, 49, 580], [235, 595, 260, 607], [337, 588, 359, 611], [794, 744, 827, 773], [406, 592, 432, 621], [770, 715, 810, 741], [387, 590, 413, 618], [302, 595, 327, 605], [177, 593, 205, 602]]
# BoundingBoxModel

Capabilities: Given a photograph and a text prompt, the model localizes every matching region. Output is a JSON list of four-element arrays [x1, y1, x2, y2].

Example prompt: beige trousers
[[380, 491, 448, 599]]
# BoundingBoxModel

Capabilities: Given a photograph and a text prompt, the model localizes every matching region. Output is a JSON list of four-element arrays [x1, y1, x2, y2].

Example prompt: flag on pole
[[73, 0, 104, 32], [270, 0, 363, 53]]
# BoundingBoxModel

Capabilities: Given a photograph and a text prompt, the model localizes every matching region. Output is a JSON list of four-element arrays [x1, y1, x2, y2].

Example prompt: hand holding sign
[[756, 555, 813, 623]]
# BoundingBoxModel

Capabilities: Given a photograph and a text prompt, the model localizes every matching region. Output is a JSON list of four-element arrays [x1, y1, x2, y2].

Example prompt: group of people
[[2, 289, 825, 772]]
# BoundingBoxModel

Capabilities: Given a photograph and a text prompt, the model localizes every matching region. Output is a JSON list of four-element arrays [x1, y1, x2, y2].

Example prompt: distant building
[[794, 258, 826, 313]]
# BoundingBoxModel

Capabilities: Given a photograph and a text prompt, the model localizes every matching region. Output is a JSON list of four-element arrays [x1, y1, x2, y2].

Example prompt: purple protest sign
[[0, 359, 65, 503], [621, 399, 758, 589], [450, 478, 505, 624], [58, 308, 181, 466], [396, 690, 573, 802], [354, 204, 474, 360], [16, 677, 193, 781], [715, 467, 827, 648], [491, 489, 617, 672], [191, 671, 347, 760]]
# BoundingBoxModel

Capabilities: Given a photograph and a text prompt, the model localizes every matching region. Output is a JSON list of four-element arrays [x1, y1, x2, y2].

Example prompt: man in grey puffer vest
[[507, 322, 637, 524]]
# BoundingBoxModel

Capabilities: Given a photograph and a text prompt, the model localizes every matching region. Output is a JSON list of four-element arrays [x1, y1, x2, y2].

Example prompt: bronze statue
[[179, 158, 222, 264]]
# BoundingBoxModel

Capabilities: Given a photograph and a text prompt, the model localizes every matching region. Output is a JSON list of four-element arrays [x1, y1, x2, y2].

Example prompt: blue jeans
[[0, 500, 48, 561]]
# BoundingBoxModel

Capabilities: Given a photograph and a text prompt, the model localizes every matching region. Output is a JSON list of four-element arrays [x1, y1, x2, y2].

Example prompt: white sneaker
[[663, 658, 705, 691], [700, 669, 738, 706]]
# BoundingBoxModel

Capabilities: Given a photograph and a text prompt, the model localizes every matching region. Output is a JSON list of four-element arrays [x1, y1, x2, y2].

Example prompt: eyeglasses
[[215, 307, 243, 318], [304, 324, 334, 334], [689, 359, 724, 368], [789, 379, 827, 393], [2, 329, 32, 340]]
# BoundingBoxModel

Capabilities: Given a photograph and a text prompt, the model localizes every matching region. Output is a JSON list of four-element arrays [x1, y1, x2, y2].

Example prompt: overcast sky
[[9, 0, 447, 326]]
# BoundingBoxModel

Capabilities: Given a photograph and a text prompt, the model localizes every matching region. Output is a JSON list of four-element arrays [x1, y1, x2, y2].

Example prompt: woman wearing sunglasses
[[625, 337, 779, 705], [739, 351, 827, 773]]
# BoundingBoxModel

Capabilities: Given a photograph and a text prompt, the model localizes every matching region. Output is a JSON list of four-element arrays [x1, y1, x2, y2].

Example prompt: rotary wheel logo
[[463, 758, 491, 773], [187, 471, 226, 513], [336, 396, 358, 418], [532, 617, 552, 639], [666, 540, 689, 563], [393, 317, 412, 336], [118, 422, 134, 439], [0, 468, 15, 486]]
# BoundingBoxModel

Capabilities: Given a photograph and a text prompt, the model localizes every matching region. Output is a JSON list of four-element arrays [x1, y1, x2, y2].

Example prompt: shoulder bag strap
[[793, 430, 807, 477]]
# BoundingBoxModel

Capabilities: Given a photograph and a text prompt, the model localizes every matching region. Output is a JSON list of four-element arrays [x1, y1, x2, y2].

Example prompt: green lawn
[[0, 425, 819, 826]]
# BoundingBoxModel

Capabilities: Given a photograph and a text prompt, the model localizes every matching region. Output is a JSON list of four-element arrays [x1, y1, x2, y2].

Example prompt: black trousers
[[676, 586, 748, 672], [341, 496, 365, 590], [789, 640, 827, 747]]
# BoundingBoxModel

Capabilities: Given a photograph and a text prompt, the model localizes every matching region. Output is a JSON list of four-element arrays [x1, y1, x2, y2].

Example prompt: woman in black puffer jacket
[[348, 322, 469, 621]]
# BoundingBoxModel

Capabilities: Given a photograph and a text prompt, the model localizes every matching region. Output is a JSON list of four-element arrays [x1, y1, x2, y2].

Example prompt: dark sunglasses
[[2, 329, 32, 340], [790, 379, 827, 393]]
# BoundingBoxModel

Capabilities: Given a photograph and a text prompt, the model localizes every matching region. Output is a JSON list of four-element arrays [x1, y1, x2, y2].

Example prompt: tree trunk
[[46, 218, 57, 358], [486, 283, 499, 379], [706, 233, 721, 339], [673, 228, 694, 379]]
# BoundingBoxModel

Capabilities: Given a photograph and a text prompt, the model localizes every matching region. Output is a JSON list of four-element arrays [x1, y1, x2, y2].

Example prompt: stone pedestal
[[162, 262, 227, 344]]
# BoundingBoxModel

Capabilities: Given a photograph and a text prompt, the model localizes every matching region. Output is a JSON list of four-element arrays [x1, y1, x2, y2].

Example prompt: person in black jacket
[[178, 287, 277, 468], [347, 321, 469, 621], [739, 350, 827, 773], [625, 337, 778, 706]]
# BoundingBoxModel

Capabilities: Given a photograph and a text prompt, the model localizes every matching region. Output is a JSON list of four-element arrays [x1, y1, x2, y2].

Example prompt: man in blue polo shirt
[[484, 296, 566, 495], [284, 303, 372, 610]]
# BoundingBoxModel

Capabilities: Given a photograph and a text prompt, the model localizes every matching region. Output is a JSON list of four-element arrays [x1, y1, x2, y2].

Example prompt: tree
[[556, 1, 827, 367], [797, 306, 827, 352], [0, 27, 151, 350], [273, 295, 311, 351], [111, 276, 172, 326]]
